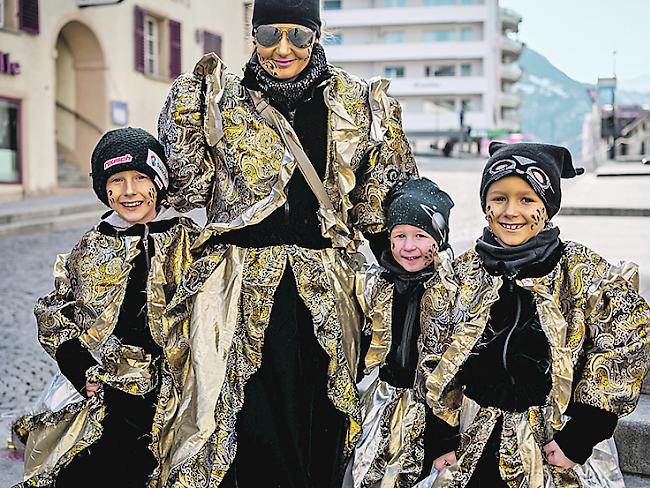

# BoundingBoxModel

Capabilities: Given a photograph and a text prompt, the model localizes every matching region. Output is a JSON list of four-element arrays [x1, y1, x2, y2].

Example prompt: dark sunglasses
[[254, 24, 316, 49]]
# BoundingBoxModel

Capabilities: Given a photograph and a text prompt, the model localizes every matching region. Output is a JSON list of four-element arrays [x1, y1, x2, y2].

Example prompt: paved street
[[1, 157, 649, 485]]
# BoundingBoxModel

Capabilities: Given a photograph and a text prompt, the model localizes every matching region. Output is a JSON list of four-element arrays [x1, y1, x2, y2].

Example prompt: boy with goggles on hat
[[418, 142, 650, 487]]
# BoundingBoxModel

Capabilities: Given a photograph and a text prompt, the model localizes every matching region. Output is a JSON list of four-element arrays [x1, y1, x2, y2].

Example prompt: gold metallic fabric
[[158, 53, 418, 249], [420, 242, 650, 487], [15, 218, 199, 487], [156, 245, 364, 487]]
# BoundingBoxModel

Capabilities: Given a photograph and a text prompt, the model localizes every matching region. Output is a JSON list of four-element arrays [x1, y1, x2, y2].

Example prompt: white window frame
[[0, 0, 5, 29], [144, 14, 159, 76]]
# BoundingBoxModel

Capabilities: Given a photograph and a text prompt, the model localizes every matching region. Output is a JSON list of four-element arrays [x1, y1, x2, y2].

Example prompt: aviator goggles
[[254, 24, 316, 49]]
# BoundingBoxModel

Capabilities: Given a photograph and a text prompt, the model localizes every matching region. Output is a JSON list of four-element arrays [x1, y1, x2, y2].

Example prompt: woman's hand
[[543, 440, 576, 469], [433, 451, 457, 471], [84, 381, 101, 398]]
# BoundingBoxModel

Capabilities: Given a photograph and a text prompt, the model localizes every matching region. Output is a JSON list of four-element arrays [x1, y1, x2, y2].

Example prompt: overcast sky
[[499, 0, 650, 85]]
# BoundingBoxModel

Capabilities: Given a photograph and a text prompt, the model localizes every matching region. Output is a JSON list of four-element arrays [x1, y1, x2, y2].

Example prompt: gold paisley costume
[[418, 241, 650, 488], [155, 53, 417, 487], [13, 212, 199, 487]]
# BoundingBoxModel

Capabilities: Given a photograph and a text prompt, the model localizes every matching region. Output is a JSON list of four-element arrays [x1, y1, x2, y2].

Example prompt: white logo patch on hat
[[104, 154, 133, 170], [146, 149, 169, 190]]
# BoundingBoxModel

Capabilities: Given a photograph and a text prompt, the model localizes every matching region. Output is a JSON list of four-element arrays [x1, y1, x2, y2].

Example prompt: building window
[[460, 63, 472, 76], [385, 0, 406, 6], [323, 33, 342, 45], [0, 0, 5, 28], [144, 15, 159, 76], [426, 64, 455, 77], [384, 66, 405, 78], [203, 31, 222, 57], [461, 97, 482, 111], [423, 0, 456, 5], [323, 0, 341, 9], [18, 0, 39, 34], [424, 29, 455, 42], [460, 27, 476, 41], [383, 31, 405, 43], [134, 6, 182, 80], [424, 98, 456, 112], [0, 97, 21, 184]]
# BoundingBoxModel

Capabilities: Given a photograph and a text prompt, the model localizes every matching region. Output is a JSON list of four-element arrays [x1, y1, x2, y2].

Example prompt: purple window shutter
[[203, 31, 222, 57], [19, 0, 40, 35], [134, 6, 145, 73], [169, 20, 182, 79]]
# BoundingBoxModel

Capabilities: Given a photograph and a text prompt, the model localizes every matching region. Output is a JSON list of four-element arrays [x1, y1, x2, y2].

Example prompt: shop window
[[0, 97, 21, 183], [384, 66, 405, 78], [424, 98, 456, 112]]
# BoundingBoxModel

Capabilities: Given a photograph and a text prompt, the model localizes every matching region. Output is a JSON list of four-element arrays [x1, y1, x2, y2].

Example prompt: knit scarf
[[380, 250, 435, 369], [245, 42, 330, 111], [475, 224, 562, 278]]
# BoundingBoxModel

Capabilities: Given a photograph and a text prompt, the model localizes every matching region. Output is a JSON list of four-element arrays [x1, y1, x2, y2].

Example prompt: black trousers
[[221, 268, 348, 488], [55, 388, 158, 488]]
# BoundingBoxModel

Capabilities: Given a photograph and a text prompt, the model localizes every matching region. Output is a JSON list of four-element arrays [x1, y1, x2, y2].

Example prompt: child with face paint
[[418, 142, 650, 487], [349, 177, 456, 487], [13, 128, 200, 487]]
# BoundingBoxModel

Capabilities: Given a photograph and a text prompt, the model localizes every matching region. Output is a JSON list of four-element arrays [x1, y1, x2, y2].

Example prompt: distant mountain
[[516, 48, 650, 158]]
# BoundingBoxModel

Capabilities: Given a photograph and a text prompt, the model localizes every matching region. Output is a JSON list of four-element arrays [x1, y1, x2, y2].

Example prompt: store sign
[[0, 52, 20, 76], [77, 0, 124, 7]]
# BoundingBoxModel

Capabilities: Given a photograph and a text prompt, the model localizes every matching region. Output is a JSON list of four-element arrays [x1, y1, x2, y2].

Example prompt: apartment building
[[321, 0, 523, 152], [0, 0, 248, 199]]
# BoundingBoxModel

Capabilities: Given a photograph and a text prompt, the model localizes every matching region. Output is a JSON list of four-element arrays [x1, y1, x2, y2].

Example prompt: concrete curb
[[559, 207, 650, 217], [0, 211, 101, 237], [615, 394, 650, 477]]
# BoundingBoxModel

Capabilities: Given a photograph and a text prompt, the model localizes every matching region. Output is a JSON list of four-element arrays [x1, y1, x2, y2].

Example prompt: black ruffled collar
[[475, 225, 564, 279], [241, 43, 331, 111]]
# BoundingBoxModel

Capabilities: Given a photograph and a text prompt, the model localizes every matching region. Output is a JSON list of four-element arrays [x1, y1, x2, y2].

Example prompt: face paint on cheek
[[485, 205, 495, 223], [109, 197, 116, 206], [261, 58, 279, 76], [146, 187, 157, 207]]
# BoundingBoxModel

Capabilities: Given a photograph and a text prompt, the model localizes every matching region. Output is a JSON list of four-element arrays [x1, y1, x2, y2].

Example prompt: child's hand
[[543, 440, 576, 469], [84, 381, 101, 398], [433, 451, 457, 471]]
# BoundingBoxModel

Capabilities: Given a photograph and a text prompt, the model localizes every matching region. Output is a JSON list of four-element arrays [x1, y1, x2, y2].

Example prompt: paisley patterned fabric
[[418, 241, 650, 488], [14, 218, 199, 487], [158, 53, 417, 248], [155, 246, 363, 487]]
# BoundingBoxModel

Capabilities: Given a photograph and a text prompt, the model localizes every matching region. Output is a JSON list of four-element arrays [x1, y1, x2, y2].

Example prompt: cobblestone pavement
[[0, 223, 92, 486]]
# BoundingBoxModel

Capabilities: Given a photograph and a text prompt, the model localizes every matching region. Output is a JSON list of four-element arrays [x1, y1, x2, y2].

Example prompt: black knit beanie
[[90, 127, 169, 207], [385, 177, 454, 250], [480, 142, 584, 218], [252, 0, 321, 36]]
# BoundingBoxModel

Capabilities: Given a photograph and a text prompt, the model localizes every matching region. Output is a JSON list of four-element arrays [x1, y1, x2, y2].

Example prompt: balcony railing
[[324, 41, 488, 63], [500, 35, 523, 56], [322, 4, 489, 28], [498, 91, 522, 108], [388, 76, 489, 97], [499, 7, 522, 31], [500, 63, 523, 82]]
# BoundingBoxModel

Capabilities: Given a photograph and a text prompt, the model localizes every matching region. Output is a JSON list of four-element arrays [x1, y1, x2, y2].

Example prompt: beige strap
[[248, 89, 336, 213]]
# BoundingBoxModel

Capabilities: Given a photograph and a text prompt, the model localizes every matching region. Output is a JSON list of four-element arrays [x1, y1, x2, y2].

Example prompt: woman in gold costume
[[155, 0, 417, 486]]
